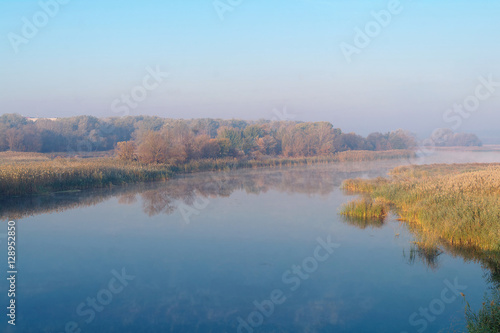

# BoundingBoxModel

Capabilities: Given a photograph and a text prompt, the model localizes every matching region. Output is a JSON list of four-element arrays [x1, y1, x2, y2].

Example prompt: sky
[[0, 0, 499, 138]]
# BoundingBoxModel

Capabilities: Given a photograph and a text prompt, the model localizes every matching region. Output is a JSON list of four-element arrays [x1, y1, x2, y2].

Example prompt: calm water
[[1, 152, 500, 333]]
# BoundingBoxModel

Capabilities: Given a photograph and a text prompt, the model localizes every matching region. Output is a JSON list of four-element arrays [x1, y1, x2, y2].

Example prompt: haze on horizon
[[1, 0, 499, 140]]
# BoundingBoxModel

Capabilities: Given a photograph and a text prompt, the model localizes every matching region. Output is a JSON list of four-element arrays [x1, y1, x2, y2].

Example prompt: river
[[1, 151, 500, 333]]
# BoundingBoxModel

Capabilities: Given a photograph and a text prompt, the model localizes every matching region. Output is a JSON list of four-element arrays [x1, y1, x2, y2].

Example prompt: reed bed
[[342, 177, 389, 193], [0, 158, 173, 198], [0, 151, 51, 164], [340, 197, 388, 220], [341, 163, 500, 251]]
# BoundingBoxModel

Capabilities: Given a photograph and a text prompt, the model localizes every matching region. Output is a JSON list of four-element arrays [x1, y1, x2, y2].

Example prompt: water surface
[[1, 152, 500, 333]]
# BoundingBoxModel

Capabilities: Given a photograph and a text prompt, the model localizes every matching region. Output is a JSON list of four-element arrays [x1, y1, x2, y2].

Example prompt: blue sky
[[1, 0, 499, 137]]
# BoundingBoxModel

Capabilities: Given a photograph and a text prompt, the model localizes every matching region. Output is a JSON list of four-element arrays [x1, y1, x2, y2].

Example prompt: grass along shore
[[340, 163, 500, 251], [0, 158, 173, 198], [0, 149, 414, 198]]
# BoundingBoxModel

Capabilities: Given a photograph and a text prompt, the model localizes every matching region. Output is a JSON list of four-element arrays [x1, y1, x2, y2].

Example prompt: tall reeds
[[0, 158, 173, 198], [341, 163, 500, 251]]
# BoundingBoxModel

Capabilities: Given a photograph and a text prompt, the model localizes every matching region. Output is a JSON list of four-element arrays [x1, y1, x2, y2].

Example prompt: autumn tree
[[242, 124, 267, 154], [388, 129, 416, 149], [217, 126, 242, 155], [450, 133, 482, 146], [256, 135, 278, 155], [116, 141, 137, 161], [279, 122, 339, 157], [161, 121, 194, 161], [429, 128, 481, 147], [315, 122, 338, 155], [216, 138, 232, 157], [137, 131, 169, 164], [193, 135, 215, 159], [367, 132, 391, 151], [333, 133, 369, 152]]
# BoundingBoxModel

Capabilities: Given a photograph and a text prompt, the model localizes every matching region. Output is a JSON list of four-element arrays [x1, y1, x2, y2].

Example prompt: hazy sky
[[1, 0, 499, 137]]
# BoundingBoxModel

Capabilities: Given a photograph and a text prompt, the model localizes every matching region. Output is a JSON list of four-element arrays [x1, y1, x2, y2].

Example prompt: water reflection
[[340, 214, 448, 271], [403, 243, 443, 270], [339, 215, 385, 229], [339, 201, 500, 286], [0, 161, 399, 221]]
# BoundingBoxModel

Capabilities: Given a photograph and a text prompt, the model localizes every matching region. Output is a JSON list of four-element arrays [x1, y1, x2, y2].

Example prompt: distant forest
[[0, 113, 482, 163]]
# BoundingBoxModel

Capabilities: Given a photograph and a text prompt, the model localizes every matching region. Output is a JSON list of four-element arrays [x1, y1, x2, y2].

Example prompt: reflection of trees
[[118, 193, 137, 205], [3, 161, 392, 221], [137, 167, 342, 217]]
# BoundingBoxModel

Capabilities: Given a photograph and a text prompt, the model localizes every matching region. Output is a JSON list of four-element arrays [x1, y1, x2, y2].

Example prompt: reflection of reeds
[[402, 242, 443, 270]]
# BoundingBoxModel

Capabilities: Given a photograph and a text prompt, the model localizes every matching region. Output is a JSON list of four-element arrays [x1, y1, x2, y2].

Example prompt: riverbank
[[340, 163, 500, 251], [0, 149, 414, 198]]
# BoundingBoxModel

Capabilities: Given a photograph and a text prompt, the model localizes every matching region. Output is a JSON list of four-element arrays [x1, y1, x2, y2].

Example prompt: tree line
[[0, 113, 481, 163], [428, 128, 483, 147]]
